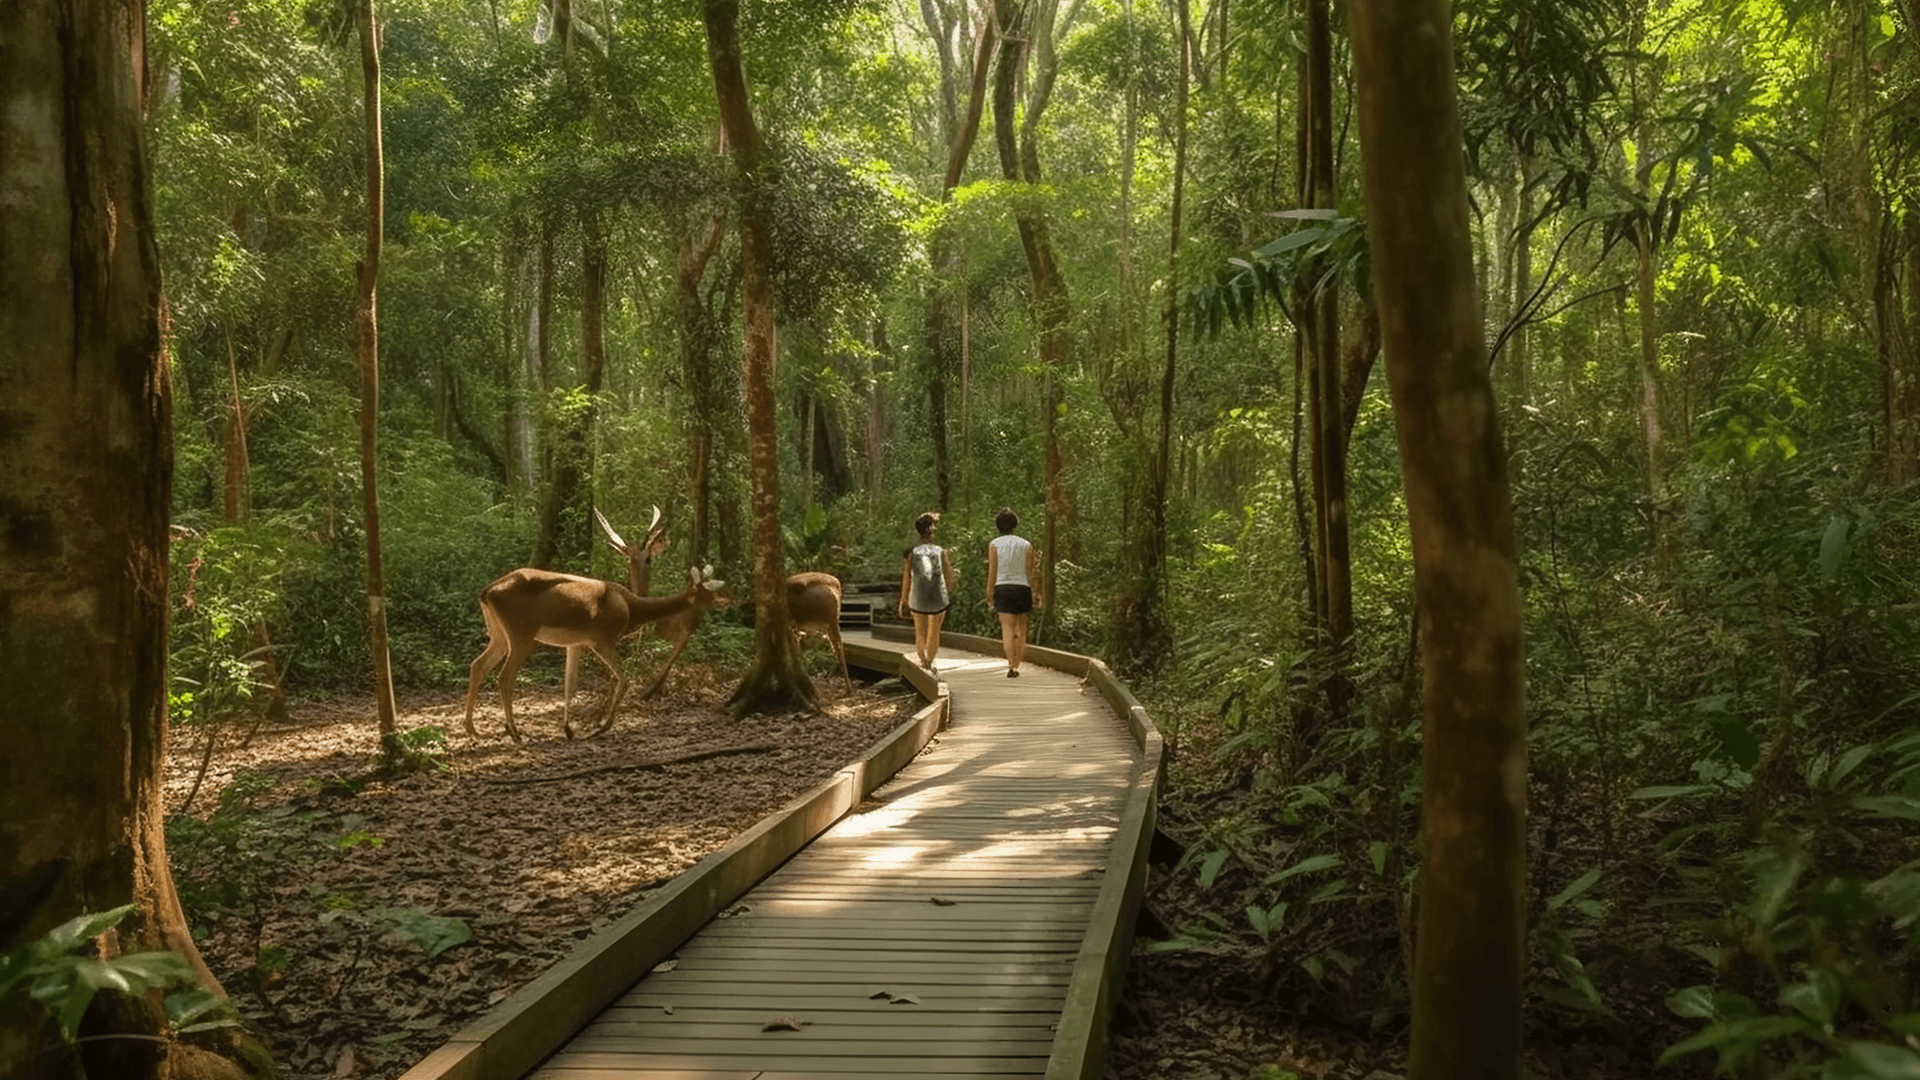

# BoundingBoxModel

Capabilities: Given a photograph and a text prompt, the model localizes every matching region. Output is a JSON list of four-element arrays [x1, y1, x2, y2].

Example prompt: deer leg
[[576, 641, 627, 739], [562, 645, 583, 742], [829, 626, 851, 695], [639, 635, 693, 700], [496, 643, 535, 745], [464, 634, 510, 739]]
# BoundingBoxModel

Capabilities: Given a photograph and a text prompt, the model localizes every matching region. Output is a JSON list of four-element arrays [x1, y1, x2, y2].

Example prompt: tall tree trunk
[[1115, 0, 1189, 677], [993, 0, 1074, 640], [1634, 218, 1673, 573], [530, 229, 560, 567], [1304, 0, 1351, 730], [707, 0, 816, 716], [534, 214, 608, 571], [671, 196, 728, 564], [1828, 0, 1920, 485], [356, 0, 402, 759], [221, 325, 251, 523], [0, 3, 267, 1076], [1628, 8, 1674, 576], [921, 1, 996, 514], [1352, 3, 1528, 1078]]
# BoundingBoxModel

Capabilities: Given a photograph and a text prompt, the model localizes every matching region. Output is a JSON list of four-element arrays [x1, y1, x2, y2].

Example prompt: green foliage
[[0, 905, 234, 1071], [166, 772, 324, 942], [170, 522, 291, 728]]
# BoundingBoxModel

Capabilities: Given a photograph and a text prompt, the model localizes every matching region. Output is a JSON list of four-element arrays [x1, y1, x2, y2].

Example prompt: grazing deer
[[463, 512, 722, 743], [596, 509, 733, 701], [788, 572, 852, 695], [633, 566, 852, 700]]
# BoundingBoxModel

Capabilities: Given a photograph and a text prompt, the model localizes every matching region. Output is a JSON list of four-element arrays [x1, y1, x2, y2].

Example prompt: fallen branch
[[488, 742, 779, 786]]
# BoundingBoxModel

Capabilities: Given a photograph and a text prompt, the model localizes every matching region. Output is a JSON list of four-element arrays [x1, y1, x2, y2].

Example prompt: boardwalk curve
[[399, 627, 1161, 1080]]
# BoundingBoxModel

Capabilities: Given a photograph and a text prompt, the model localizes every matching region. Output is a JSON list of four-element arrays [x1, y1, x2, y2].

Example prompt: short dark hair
[[995, 507, 1018, 534], [914, 511, 939, 538]]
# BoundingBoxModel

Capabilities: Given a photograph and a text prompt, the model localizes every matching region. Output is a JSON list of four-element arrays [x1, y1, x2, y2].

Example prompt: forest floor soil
[[162, 662, 921, 1080]]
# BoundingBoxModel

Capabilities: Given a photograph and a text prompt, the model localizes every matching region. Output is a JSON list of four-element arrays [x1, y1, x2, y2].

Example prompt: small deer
[[596, 509, 733, 701], [631, 565, 852, 699], [463, 512, 724, 742], [788, 571, 852, 696]]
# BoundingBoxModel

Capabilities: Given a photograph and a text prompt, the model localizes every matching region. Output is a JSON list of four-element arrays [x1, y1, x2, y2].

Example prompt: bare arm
[[898, 556, 910, 616], [985, 543, 998, 604], [942, 547, 958, 596]]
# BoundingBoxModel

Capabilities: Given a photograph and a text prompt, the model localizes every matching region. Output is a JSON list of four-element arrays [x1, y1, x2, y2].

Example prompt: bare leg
[[925, 610, 947, 666], [1010, 612, 1029, 670], [911, 611, 933, 666], [999, 612, 1018, 670]]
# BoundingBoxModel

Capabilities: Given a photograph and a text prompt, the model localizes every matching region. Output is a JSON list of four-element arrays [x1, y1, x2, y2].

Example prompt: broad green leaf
[[383, 910, 472, 959], [1548, 867, 1602, 912], [1369, 841, 1389, 877], [1841, 1041, 1920, 1079], [1198, 848, 1230, 889], [1262, 853, 1342, 888], [1827, 743, 1877, 789], [1667, 985, 1716, 1019], [1779, 968, 1840, 1024], [1819, 514, 1850, 579], [44, 905, 137, 953], [1631, 784, 1711, 800], [1658, 1015, 1810, 1064]]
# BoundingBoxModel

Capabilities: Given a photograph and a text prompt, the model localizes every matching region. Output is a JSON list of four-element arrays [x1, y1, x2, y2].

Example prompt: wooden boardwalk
[[530, 631, 1141, 1079]]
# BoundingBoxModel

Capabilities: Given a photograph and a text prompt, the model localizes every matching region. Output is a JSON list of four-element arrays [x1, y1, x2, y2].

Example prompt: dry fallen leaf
[[332, 1045, 357, 1078], [662, 1004, 674, 1015], [929, 896, 957, 906], [888, 993, 921, 1005], [651, 958, 679, 973], [762, 1016, 808, 1031]]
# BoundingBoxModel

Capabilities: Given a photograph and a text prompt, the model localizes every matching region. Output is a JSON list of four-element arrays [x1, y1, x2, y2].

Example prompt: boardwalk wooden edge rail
[[871, 624, 1167, 1080], [398, 640, 949, 1080]]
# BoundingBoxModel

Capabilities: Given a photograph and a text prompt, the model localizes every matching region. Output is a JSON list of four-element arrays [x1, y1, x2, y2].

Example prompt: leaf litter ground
[[163, 662, 920, 1080]]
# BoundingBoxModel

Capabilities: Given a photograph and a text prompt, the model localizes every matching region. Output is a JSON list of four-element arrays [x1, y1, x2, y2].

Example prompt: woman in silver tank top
[[897, 511, 957, 669]]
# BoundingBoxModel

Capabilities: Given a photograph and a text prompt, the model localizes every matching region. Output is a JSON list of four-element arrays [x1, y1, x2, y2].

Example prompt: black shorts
[[993, 584, 1033, 615]]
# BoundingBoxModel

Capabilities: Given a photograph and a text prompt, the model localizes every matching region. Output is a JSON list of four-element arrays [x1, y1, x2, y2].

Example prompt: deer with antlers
[[606, 512, 850, 700], [462, 507, 724, 743]]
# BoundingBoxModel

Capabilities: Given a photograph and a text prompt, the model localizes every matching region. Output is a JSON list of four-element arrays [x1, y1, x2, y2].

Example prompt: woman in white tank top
[[984, 507, 1039, 677]]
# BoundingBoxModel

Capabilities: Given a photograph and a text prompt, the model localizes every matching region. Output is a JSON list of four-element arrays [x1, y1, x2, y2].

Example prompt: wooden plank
[[595, 1006, 1059, 1022], [614, 992, 1066, 1012], [642, 965, 1072, 983], [708, 900, 1094, 920], [633, 973, 1070, 991], [540, 1051, 1047, 1075], [676, 942, 1078, 960], [691, 928, 1082, 943], [566, 1036, 1053, 1056], [536, 1072, 1034, 1080]]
